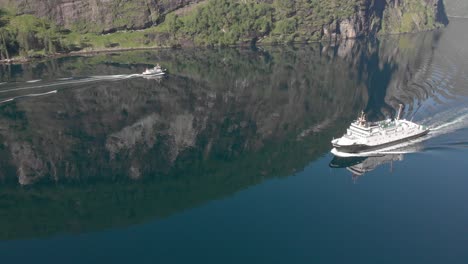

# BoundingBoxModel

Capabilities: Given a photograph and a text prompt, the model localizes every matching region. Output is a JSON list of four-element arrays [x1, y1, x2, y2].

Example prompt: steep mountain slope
[[0, 0, 448, 60], [0, 0, 201, 33]]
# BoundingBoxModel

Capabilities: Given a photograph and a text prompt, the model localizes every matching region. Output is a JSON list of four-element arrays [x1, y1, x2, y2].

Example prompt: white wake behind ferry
[[331, 105, 429, 153]]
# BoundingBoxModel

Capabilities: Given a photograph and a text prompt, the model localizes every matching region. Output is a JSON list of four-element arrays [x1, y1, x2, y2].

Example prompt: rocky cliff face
[[380, 0, 448, 33], [321, 0, 448, 41], [0, 0, 200, 33], [0, 0, 447, 35]]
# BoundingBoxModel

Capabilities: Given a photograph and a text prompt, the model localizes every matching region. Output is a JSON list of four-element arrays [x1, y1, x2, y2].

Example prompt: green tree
[[274, 0, 296, 18], [0, 9, 10, 59], [166, 14, 182, 38], [35, 21, 59, 54]]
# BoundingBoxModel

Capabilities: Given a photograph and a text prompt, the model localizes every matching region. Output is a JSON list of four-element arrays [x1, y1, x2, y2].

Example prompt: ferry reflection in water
[[330, 154, 404, 182]]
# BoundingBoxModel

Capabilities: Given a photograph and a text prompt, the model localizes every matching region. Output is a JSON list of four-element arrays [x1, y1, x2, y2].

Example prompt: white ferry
[[331, 105, 429, 153]]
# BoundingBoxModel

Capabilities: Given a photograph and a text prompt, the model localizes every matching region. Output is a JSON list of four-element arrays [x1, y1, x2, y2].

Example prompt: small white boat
[[142, 64, 166, 76]]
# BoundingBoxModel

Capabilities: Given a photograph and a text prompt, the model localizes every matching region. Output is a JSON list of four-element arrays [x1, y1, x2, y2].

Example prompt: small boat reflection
[[330, 154, 404, 181]]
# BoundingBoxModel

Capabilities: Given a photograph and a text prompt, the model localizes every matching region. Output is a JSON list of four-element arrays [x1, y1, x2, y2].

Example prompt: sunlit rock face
[[317, 0, 446, 42], [379, 0, 448, 33]]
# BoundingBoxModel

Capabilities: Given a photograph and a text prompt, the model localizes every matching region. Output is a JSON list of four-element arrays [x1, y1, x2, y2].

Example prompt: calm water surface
[[0, 19, 467, 263]]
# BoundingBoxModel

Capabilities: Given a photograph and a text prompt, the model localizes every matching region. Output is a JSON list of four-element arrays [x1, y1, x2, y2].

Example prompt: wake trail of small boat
[[0, 78, 99, 93], [91, 74, 141, 79], [0, 90, 58, 104], [0, 74, 141, 94]]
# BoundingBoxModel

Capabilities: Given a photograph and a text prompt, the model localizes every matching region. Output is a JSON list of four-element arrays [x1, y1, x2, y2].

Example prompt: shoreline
[[0, 45, 171, 65]]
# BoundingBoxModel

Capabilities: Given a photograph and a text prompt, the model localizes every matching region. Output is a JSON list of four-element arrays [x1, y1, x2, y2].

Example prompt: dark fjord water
[[0, 19, 467, 264]]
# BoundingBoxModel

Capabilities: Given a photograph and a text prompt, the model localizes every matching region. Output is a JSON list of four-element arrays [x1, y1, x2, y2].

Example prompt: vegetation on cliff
[[167, 0, 362, 45], [0, 0, 448, 61], [0, 10, 64, 59], [380, 0, 447, 33]]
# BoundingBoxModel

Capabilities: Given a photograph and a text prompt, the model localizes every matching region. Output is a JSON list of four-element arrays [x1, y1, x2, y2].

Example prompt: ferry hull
[[333, 129, 429, 153]]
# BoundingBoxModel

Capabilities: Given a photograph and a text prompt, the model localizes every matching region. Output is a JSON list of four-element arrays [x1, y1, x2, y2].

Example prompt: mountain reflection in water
[[0, 44, 367, 240], [0, 20, 467, 241]]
